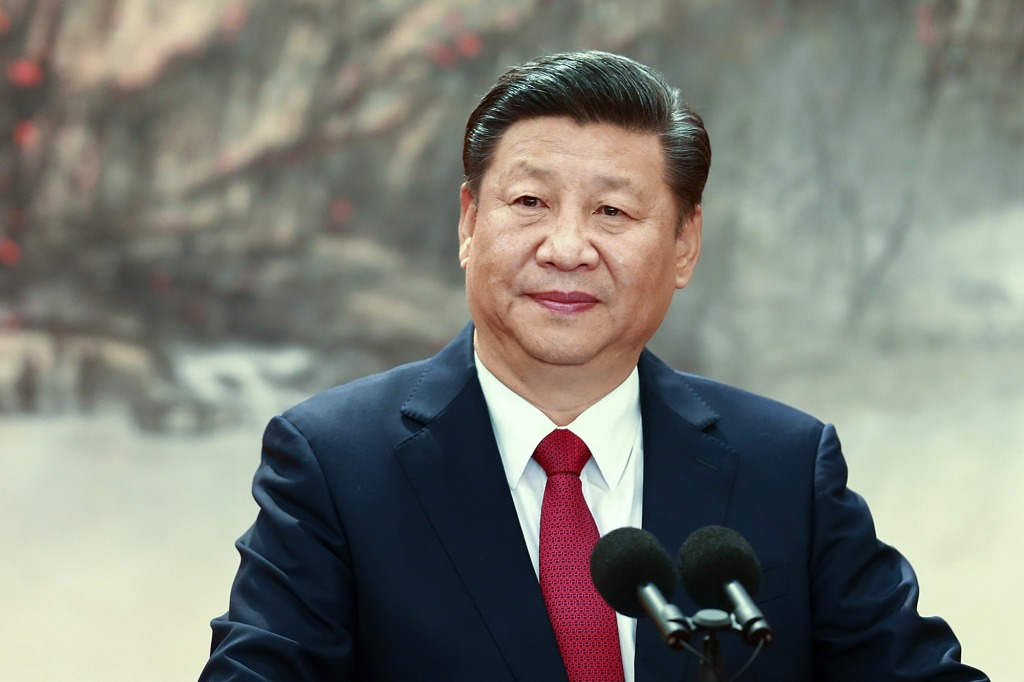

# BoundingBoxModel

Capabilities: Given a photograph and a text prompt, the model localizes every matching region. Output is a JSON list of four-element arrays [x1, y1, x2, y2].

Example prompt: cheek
[[606, 237, 676, 285], [481, 232, 537, 272], [467, 249, 519, 298]]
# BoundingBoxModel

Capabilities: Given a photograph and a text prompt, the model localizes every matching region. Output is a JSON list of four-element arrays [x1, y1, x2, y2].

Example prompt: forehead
[[485, 116, 667, 190]]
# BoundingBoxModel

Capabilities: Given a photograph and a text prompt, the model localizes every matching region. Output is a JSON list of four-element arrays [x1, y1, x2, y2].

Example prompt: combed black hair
[[463, 51, 711, 222]]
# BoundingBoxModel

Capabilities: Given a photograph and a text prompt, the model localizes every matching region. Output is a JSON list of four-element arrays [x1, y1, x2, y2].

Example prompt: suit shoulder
[[279, 357, 430, 435], [649, 362, 827, 455], [662, 371, 830, 483], [681, 371, 822, 427]]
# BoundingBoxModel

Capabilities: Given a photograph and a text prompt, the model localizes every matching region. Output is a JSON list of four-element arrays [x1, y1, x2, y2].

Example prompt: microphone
[[590, 527, 693, 649], [678, 526, 774, 646]]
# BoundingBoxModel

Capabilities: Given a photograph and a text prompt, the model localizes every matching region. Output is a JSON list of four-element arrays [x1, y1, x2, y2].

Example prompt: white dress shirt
[[474, 352, 645, 681]]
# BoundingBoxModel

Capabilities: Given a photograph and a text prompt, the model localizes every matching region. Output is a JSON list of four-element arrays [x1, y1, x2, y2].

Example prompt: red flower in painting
[[8, 58, 44, 88]]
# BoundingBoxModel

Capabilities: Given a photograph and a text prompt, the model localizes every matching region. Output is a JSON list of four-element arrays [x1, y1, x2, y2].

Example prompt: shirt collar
[[474, 352, 641, 492]]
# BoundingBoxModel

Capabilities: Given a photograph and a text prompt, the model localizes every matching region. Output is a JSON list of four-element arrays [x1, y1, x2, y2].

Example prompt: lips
[[529, 290, 599, 314]]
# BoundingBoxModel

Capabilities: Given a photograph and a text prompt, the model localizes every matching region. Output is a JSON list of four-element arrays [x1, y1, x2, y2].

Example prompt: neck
[[474, 335, 638, 427]]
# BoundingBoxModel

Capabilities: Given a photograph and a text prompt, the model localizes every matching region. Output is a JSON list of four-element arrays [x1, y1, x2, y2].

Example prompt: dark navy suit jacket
[[201, 325, 987, 681]]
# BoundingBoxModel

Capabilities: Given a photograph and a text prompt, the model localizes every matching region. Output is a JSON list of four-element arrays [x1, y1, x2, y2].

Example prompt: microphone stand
[[691, 609, 735, 682], [639, 601, 769, 681]]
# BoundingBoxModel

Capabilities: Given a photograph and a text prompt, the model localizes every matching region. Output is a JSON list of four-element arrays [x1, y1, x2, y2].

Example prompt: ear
[[458, 183, 477, 269], [675, 204, 703, 290]]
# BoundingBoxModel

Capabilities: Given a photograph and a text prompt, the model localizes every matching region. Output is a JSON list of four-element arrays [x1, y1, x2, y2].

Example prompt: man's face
[[458, 116, 702, 380]]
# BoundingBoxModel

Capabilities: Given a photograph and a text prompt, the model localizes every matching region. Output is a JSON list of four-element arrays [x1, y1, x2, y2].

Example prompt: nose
[[535, 210, 599, 271]]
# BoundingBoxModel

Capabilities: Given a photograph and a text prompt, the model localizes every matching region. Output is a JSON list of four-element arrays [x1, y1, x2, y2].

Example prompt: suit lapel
[[634, 350, 739, 682], [394, 326, 566, 681]]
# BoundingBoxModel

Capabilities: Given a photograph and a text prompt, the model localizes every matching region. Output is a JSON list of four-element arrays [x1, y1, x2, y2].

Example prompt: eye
[[597, 205, 626, 217], [514, 195, 544, 208]]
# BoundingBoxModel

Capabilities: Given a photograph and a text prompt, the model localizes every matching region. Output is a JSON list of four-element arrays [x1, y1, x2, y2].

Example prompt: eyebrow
[[501, 160, 556, 183], [502, 161, 642, 194], [592, 173, 640, 193]]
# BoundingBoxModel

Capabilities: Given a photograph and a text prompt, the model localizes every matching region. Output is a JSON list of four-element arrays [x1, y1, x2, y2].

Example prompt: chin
[[523, 340, 601, 368]]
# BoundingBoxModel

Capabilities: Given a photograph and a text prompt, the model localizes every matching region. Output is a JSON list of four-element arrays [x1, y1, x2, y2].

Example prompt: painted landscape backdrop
[[1, 1, 1021, 679]]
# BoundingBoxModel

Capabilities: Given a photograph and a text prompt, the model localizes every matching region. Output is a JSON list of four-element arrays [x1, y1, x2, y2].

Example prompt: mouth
[[528, 290, 599, 314]]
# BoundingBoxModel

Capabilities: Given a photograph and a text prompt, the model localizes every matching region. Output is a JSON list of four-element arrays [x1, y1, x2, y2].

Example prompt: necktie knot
[[533, 428, 591, 477]]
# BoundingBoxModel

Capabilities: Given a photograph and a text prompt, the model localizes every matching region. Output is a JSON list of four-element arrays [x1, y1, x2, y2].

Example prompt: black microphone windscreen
[[589, 527, 677, 618], [678, 525, 762, 610]]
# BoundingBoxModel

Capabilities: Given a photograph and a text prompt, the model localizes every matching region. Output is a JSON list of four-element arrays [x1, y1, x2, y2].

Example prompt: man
[[201, 51, 987, 681]]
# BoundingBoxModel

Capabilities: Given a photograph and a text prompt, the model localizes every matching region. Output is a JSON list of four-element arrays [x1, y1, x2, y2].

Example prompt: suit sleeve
[[199, 415, 356, 682], [808, 423, 988, 681]]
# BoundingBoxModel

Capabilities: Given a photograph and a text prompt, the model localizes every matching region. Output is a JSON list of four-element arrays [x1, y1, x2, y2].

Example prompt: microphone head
[[678, 525, 762, 611], [589, 527, 677, 618]]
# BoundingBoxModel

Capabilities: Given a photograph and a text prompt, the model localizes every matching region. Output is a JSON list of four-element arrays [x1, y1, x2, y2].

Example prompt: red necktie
[[534, 429, 625, 682]]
